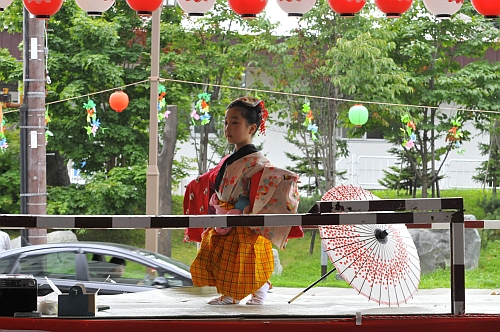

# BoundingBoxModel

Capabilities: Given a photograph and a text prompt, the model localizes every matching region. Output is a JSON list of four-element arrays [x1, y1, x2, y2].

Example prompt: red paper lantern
[[177, 0, 216, 17], [423, 0, 463, 20], [0, 0, 14, 12], [374, 0, 413, 18], [23, 0, 63, 19], [228, 0, 268, 19], [327, 0, 367, 17], [126, 0, 163, 16], [277, 0, 316, 17], [471, 0, 500, 19], [109, 90, 129, 113]]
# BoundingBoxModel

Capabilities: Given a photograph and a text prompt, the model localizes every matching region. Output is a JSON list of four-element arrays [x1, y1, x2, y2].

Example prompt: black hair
[[227, 100, 262, 136], [110, 257, 126, 266]]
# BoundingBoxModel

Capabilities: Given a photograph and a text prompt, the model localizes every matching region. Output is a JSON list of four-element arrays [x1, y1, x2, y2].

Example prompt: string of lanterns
[[2, 0, 498, 20]]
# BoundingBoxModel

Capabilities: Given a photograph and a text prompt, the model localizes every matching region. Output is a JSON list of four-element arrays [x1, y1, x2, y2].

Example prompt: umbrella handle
[[288, 267, 337, 304]]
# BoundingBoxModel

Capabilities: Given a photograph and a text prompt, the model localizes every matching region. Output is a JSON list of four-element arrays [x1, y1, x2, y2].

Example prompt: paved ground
[[91, 286, 500, 318]]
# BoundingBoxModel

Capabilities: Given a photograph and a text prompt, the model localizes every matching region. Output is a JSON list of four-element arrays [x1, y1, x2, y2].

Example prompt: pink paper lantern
[[423, 0, 463, 20], [327, 0, 367, 17], [177, 0, 216, 17], [0, 0, 14, 11], [75, 0, 115, 16], [374, 0, 413, 18], [277, 0, 316, 17]]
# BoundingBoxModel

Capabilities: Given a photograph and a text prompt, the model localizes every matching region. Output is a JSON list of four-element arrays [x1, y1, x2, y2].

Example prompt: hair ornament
[[259, 100, 269, 135]]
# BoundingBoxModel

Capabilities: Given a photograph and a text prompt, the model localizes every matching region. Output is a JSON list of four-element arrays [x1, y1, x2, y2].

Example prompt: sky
[[263, 0, 302, 35]]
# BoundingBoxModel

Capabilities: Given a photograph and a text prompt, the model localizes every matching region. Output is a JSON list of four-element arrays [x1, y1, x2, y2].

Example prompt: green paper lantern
[[348, 104, 369, 127]]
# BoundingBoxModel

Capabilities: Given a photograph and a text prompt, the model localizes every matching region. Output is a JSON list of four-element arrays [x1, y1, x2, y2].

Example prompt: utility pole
[[20, 8, 47, 245]]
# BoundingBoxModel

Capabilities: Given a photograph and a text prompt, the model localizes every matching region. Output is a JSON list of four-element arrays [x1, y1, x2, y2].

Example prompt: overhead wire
[[3, 77, 499, 116]]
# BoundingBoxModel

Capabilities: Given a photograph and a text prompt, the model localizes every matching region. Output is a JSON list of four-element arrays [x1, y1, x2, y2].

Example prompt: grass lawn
[[171, 188, 500, 290], [171, 229, 500, 290]]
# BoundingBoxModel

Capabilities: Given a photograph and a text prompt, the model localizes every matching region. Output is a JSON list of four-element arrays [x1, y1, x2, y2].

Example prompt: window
[[193, 119, 217, 135], [20, 252, 77, 279], [366, 129, 384, 139], [86, 254, 159, 286], [0, 255, 18, 274]]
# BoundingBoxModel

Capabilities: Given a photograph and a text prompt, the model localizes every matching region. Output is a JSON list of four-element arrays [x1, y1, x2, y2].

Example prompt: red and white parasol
[[290, 185, 420, 306]]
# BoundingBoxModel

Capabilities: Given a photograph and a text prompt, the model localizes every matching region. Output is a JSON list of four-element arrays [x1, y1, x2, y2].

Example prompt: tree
[[450, 61, 500, 194], [0, 126, 20, 213], [259, 2, 411, 195], [473, 125, 500, 193], [159, 1, 279, 174], [376, 2, 500, 197]]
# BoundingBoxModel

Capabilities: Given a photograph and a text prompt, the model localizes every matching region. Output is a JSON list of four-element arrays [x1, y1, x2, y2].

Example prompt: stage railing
[[0, 197, 466, 315]]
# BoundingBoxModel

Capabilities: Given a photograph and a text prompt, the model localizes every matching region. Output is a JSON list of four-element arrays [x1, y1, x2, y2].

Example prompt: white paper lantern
[[177, 0, 216, 16], [423, 0, 463, 20], [75, 0, 115, 16], [276, 0, 316, 17], [0, 0, 14, 11]]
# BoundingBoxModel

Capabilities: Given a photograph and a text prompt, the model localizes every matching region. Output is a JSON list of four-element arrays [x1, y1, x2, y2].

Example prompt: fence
[[335, 155, 487, 190]]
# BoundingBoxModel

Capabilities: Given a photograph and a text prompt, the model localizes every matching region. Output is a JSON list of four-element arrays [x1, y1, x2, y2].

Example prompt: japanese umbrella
[[289, 185, 421, 306]]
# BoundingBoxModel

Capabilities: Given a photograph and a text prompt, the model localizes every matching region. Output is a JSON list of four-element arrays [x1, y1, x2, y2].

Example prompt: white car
[[0, 242, 193, 295]]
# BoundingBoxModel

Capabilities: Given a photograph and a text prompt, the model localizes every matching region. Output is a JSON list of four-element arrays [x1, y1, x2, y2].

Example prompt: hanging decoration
[[45, 108, 53, 145], [109, 90, 129, 113], [327, 0, 367, 17], [126, 0, 163, 16], [374, 0, 413, 18], [301, 102, 319, 141], [0, 0, 14, 11], [471, 0, 500, 19], [22, 0, 64, 19], [277, 0, 316, 17], [75, 0, 115, 16], [0, 103, 7, 153], [228, 0, 268, 19], [446, 116, 465, 154], [192, 92, 211, 125], [177, 0, 216, 17], [423, 0, 463, 20], [348, 104, 369, 127], [158, 84, 170, 122], [83, 99, 102, 137], [401, 113, 416, 149]]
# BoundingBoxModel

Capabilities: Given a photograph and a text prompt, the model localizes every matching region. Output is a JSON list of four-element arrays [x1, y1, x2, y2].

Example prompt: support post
[[451, 219, 466, 315], [145, 7, 162, 253], [21, 9, 47, 245]]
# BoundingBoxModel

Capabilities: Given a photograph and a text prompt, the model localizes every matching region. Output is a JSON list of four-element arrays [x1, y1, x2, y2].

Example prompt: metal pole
[[20, 8, 29, 246], [145, 7, 162, 253]]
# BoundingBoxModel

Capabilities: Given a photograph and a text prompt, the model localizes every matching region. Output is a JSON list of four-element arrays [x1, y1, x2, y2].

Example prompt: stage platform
[[0, 286, 499, 332]]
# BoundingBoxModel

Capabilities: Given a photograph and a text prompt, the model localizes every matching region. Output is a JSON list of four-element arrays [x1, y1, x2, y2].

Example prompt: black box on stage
[[0, 275, 38, 317]]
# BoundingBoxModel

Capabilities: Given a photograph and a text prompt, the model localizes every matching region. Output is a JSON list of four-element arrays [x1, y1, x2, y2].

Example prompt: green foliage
[[477, 196, 500, 247], [0, 127, 21, 213], [0, 48, 22, 82], [374, 2, 500, 197], [47, 165, 147, 215], [260, 2, 411, 195], [159, 1, 277, 173], [297, 194, 322, 214]]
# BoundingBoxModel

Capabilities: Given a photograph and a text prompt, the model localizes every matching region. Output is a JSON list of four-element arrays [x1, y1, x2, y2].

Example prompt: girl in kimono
[[186, 96, 302, 305]]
